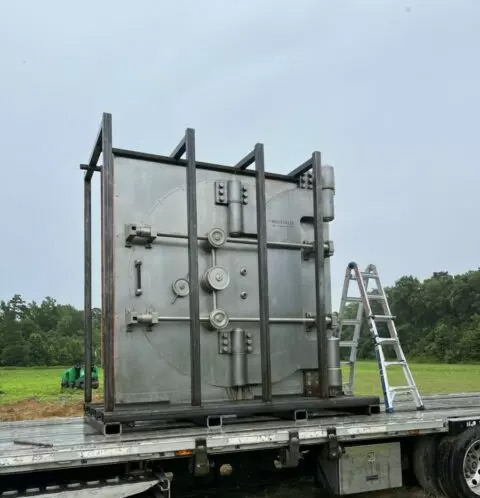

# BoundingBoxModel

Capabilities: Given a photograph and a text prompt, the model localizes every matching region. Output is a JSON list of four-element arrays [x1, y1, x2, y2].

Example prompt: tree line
[[348, 269, 480, 363], [1, 268, 480, 366], [0, 295, 100, 366]]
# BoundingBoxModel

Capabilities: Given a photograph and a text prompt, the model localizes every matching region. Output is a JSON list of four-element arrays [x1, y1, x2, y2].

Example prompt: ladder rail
[[367, 265, 424, 409], [338, 265, 363, 394]]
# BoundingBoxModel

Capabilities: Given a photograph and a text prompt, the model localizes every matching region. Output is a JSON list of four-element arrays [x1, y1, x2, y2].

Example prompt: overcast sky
[[0, 0, 479, 309]]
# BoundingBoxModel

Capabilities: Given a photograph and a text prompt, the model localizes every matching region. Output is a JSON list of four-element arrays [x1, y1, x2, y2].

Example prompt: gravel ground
[[223, 482, 429, 498]]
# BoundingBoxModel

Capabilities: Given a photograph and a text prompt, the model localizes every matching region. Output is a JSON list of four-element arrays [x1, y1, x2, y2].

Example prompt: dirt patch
[[0, 399, 84, 421]]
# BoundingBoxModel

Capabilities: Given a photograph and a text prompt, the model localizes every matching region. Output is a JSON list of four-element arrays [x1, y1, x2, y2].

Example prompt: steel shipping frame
[[82, 113, 379, 430]]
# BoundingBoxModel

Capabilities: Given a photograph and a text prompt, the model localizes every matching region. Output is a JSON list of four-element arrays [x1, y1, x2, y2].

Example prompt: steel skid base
[[85, 395, 380, 435]]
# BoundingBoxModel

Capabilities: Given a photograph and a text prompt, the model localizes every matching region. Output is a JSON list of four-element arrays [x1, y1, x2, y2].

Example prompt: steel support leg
[[101, 112, 115, 412], [312, 151, 329, 398], [84, 178, 92, 403]]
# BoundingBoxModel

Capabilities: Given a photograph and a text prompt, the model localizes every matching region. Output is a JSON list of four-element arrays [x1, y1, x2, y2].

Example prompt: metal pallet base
[[85, 395, 380, 434]]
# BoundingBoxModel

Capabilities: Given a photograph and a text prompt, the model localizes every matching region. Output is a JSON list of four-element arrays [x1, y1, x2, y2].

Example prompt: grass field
[[0, 362, 478, 421]]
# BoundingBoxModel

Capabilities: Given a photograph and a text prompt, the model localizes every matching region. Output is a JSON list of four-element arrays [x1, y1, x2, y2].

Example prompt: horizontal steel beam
[[155, 231, 327, 251], [234, 149, 256, 170], [170, 136, 186, 160], [91, 395, 380, 423], [112, 148, 297, 183], [80, 163, 102, 172], [288, 158, 313, 178], [128, 316, 316, 324]]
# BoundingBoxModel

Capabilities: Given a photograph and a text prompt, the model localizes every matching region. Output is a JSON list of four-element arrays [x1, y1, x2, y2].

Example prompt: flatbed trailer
[[2, 394, 480, 497]]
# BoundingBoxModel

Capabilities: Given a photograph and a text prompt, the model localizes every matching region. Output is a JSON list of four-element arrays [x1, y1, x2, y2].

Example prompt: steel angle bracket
[[279, 430, 300, 468], [125, 224, 157, 248], [326, 427, 342, 460], [192, 437, 211, 477]]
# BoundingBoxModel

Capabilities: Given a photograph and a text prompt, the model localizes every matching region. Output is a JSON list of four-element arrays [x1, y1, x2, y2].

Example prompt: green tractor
[[61, 363, 99, 390]]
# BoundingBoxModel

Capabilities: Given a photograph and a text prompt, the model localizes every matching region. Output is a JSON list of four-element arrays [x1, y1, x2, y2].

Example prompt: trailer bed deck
[[1, 394, 479, 475]]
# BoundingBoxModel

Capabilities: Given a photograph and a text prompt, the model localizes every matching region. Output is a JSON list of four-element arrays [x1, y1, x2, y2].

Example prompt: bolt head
[[223, 332, 228, 338], [247, 346, 253, 353], [222, 346, 228, 353], [222, 339, 229, 345], [246, 339, 252, 345]]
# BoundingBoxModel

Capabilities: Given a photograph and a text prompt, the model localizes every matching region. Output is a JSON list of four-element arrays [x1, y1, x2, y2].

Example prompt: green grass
[[348, 361, 480, 396], [0, 362, 478, 404], [0, 367, 104, 403]]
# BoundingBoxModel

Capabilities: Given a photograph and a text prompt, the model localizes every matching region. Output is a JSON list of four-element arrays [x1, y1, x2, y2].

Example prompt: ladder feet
[[416, 405, 426, 411], [386, 407, 394, 414]]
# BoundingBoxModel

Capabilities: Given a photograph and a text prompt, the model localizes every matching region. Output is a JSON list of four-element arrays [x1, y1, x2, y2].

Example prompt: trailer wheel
[[437, 427, 480, 497], [412, 436, 442, 496]]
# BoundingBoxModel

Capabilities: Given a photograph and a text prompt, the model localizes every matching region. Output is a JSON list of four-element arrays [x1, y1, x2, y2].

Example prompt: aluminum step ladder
[[338, 262, 424, 413]]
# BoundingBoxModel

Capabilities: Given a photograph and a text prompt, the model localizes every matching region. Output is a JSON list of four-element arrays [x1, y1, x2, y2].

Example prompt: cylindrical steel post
[[312, 151, 329, 398], [324, 222, 342, 395], [101, 113, 115, 412], [186, 128, 202, 406], [255, 143, 272, 402], [227, 179, 244, 236], [84, 178, 92, 404], [231, 328, 247, 386], [321, 165, 335, 222]]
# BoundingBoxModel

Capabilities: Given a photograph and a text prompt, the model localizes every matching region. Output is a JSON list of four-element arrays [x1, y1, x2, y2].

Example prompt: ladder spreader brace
[[338, 262, 424, 413]]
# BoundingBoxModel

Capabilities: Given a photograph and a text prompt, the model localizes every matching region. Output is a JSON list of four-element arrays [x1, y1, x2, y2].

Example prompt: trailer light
[[175, 449, 193, 456]]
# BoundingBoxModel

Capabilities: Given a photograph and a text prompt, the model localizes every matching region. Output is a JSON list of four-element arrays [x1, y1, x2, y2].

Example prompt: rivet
[[246, 332, 252, 339], [247, 346, 253, 353], [246, 339, 252, 345], [240, 268, 247, 276], [222, 339, 229, 345], [222, 346, 228, 353], [240, 291, 248, 299], [223, 332, 228, 338]]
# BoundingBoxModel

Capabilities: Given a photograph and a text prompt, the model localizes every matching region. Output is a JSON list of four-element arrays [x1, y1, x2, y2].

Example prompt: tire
[[412, 436, 443, 496], [437, 427, 480, 497]]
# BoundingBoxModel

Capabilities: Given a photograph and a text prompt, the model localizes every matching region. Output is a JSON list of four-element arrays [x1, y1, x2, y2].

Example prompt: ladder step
[[340, 319, 361, 326], [340, 341, 356, 348], [346, 295, 384, 302], [370, 314, 395, 322], [390, 386, 414, 392], [376, 338, 398, 345], [361, 272, 379, 279], [384, 361, 406, 367]]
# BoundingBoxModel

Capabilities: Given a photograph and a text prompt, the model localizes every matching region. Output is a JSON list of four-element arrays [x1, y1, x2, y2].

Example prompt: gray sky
[[0, 0, 479, 309]]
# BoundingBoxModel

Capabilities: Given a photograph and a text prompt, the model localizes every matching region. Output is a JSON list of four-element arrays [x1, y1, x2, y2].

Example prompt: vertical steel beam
[[101, 113, 115, 412], [186, 128, 202, 406], [84, 178, 92, 403], [254, 143, 272, 402], [312, 151, 329, 398]]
